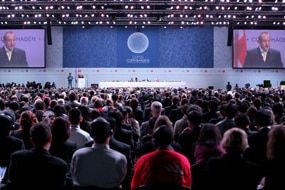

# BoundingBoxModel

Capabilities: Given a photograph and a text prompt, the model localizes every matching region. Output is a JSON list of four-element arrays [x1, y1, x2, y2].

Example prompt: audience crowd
[[0, 84, 285, 190]]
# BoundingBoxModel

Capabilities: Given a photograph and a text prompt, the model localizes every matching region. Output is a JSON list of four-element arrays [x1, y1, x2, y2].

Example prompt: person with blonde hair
[[204, 127, 261, 190]]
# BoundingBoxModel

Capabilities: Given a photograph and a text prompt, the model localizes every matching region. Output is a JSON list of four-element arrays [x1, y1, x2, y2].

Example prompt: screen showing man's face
[[258, 33, 271, 52], [3, 32, 16, 51]]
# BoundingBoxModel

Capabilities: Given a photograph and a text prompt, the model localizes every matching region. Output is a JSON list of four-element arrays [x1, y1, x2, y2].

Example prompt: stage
[[98, 81, 186, 88]]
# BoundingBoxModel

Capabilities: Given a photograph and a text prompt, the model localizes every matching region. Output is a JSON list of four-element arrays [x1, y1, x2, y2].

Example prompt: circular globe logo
[[127, 32, 149, 54]]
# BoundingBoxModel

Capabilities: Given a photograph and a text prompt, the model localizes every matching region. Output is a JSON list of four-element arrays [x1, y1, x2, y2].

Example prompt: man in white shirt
[[70, 117, 127, 189], [68, 108, 93, 149]]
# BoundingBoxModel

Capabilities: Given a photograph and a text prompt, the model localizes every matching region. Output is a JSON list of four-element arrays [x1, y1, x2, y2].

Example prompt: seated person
[[131, 125, 192, 189], [70, 117, 127, 189], [4, 122, 68, 189]]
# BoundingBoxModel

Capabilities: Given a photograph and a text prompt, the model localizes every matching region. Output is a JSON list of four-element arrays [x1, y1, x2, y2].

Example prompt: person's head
[[266, 125, 285, 160], [78, 105, 91, 121], [153, 115, 173, 131], [235, 113, 250, 130], [93, 98, 103, 109], [171, 96, 180, 105], [30, 122, 52, 149], [42, 110, 55, 123], [43, 96, 51, 109], [208, 99, 219, 112], [19, 110, 38, 132], [150, 101, 163, 117], [187, 110, 202, 127], [68, 108, 82, 125], [51, 117, 71, 142], [258, 32, 271, 52], [0, 111, 15, 137], [90, 117, 112, 144], [53, 104, 67, 117], [34, 100, 45, 111], [3, 31, 16, 51], [224, 102, 238, 119], [129, 97, 139, 109], [197, 123, 222, 146], [152, 125, 174, 148], [69, 92, 78, 102], [57, 98, 65, 106], [221, 127, 249, 153], [254, 108, 274, 128], [90, 108, 101, 120], [106, 108, 123, 129], [80, 96, 89, 106]]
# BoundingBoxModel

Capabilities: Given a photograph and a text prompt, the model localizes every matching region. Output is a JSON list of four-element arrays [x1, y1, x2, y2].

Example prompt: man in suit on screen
[[0, 31, 28, 67], [243, 32, 283, 68]]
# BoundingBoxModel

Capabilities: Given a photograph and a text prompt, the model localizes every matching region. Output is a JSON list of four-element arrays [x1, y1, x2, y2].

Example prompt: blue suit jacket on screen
[[0, 47, 28, 67], [243, 47, 283, 68]]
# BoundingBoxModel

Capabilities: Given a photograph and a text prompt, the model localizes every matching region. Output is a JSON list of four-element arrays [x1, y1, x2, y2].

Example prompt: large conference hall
[[1, 1, 285, 190]]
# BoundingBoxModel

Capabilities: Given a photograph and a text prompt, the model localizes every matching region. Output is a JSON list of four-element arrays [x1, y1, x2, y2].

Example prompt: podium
[[77, 78, 86, 88]]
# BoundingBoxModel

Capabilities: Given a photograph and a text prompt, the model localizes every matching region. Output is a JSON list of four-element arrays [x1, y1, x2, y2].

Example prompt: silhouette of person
[[67, 73, 74, 88]]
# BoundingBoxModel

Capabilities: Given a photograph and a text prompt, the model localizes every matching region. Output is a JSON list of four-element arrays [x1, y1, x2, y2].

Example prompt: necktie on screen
[[263, 52, 267, 62], [7, 51, 12, 61]]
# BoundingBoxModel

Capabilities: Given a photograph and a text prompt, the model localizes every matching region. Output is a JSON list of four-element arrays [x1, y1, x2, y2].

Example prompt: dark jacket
[[244, 47, 283, 68], [6, 147, 68, 190], [0, 47, 28, 68], [204, 152, 261, 190]]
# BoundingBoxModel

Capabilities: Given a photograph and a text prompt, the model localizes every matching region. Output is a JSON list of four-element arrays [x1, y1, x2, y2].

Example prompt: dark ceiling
[[0, 0, 284, 27]]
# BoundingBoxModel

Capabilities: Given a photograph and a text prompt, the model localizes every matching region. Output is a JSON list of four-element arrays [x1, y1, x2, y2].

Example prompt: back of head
[[153, 125, 173, 148], [20, 110, 38, 131], [154, 115, 172, 130], [129, 98, 139, 109], [78, 105, 91, 119], [0, 112, 14, 137], [9, 101, 19, 112], [187, 110, 202, 126], [68, 108, 81, 125], [235, 114, 250, 129], [208, 99, 219, 111], [90, 108, 101, 120], [197, 123, 222, 145], [90, 117, 112, 144], [106, 108, 123, 128], [171, 96, 180, 105], [254, 108, 273, 127], [30, 122, 52, 147], [54, 104, 67, 117], [221, 127, 248, 153], [151, 101, 163, 115], [224, 103, 238, 119], [34, 100, 45, 111], [51, 117, 70, 142], [69, 92, 77, 101], [2, 109, 16, 127]]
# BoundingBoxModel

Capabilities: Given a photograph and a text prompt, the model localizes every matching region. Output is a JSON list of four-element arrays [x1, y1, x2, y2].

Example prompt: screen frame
[[232, 26, 285, 69], [0, 27, 46, 68]]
